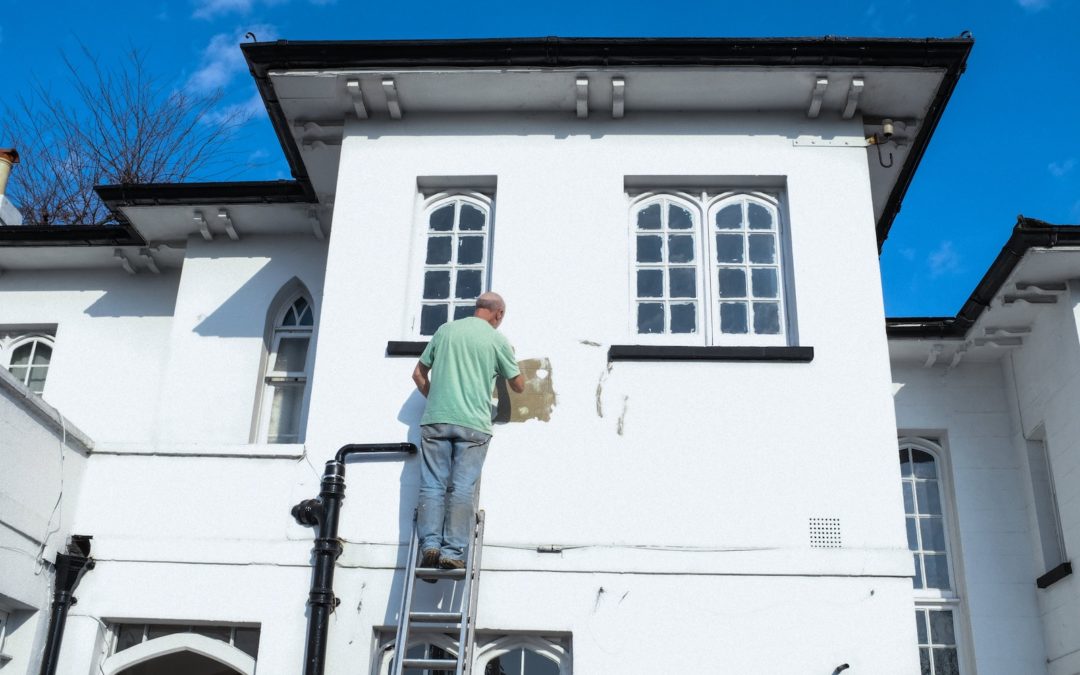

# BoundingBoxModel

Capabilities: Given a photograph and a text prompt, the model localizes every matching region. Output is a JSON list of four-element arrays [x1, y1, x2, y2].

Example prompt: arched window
[[4, 334, 53, 395], [257, 292, 315, 444], [899, 437, 966, 675], [100, 625, 258, 675], [628, 190, 789, 345], [418, 194, 492, 336], [375, 634, 570, 675]]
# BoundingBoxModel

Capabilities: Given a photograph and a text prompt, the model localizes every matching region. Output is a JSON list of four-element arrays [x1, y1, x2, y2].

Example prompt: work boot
[[439, 557, 465, 570], [420, 549, 441, 584]]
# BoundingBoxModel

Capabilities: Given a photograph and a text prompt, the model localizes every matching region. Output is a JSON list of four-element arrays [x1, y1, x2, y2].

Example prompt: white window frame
[[0, 609, 11, 665], [409, 191, 495, 338], [1025, 426, 1068, 576], [899, 436, 972, 675], [374, 633, 570, 675], [256, 293, 315, 444], [1, 332, 55, 396], [627, 190, 791, 346]]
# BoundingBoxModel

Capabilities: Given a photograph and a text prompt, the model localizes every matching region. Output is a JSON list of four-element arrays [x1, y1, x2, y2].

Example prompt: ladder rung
[[410, 611, 462, 623], [415, 568, 467, 580], [401, 657, 458, 669]]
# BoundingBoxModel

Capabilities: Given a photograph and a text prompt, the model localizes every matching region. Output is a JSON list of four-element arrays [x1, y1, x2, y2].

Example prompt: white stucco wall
[[0, 369, 91, 674]]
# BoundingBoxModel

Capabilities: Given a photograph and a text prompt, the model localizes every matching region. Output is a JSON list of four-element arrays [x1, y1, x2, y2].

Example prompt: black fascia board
[[0, 221, 144, 247], [241, 36, 972, 247], [886, 218, 1080, 340], [386, 341, 428, 357], [95, 180, 314, 207]]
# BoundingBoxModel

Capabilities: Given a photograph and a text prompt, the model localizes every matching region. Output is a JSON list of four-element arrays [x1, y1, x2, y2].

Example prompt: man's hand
[[508, 373, 525, 394], [412, 362, 431, 397]]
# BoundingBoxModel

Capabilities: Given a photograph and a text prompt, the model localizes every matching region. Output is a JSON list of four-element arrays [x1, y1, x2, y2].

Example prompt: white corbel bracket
[[194, 211, 212, 241], [807, 77, 828, 119], [345, 79, 368, 120], [972, 336, 1024, 348], [984, 325, 1031, 336], [381, 78, 402, 120], [923, 344, 944, 368], [309, 206, 325, 241], [1002, 293, 1057, 305], [611, 77, 625, 119], [114, 249, 136, 275], [218, 208, 239, 241], [1015, 281, 1067, 293], [138, 247, 161, 274], [842, 78, 864, 119], [576, 77, 589, 119]]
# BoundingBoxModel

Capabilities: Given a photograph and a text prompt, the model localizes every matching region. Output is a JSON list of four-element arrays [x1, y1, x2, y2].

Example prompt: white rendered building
[[1, 35, 1078, 675]]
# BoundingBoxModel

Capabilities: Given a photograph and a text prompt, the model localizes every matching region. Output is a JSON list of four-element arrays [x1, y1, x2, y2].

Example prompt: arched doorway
[[116, 650, 241, 675], [101, 633, 256, 675]]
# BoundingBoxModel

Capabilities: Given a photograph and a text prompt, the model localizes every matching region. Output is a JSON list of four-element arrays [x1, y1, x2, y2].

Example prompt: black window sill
[[608, 345, 814, 362], [1036, 561, 1072, 589], [387, 341, 428, 357]]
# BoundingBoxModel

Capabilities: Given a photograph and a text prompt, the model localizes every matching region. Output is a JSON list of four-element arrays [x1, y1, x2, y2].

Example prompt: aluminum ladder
[[391, 509, 485, 675]]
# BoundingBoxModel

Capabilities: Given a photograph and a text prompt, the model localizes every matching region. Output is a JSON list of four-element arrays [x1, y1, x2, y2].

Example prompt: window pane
[[453, 305, 474, 321], [27, 367, 48, 395], [748, 202, 773, 229], [31, 342, 52, 365], [115, 625, 143, 653], [455, 269, 482, 299], [523, 648, 560, 675], [420, 305, 448, 336], [752, 302, 780, 334], [147, 624, 187, 641], [10, 343, 32, 366], [430, 205, 454, 231], [920, 518, 946, 551], [8, 365, 28, 385], [637, 303, 665, 334], [459, 204, 486, 230], [427, 236, 452, 264], [716, 234, 744, 263], [192, 625, 231, 642], [903, 482, 914, 512], [906, 517, 918, 550], [913, 553, 924, 588], [930, 610, 956, 644], [636, 235, 663, 263], [748, 234, 776, 264], [668, 204, 693, 229], [233, 628, 260, 659], [669, 268, 696, 298], [267, 384, 304, 443], [934, 648, 960, 675], [423, 271, 451, 299], [916, 481, 942, 515], [458, 236, 484, 265], [923, 553, 950, 589], [911, 450, 938, 478], [915, 610, 928, 644], [751, 268, 778, 298], [715, 204, 742, 230], [297, 304, 314, 327], [899, 448, 912, 476], [718, 269, 746, 298], [637, 269, 663, 298], [919, 649, 932, 675], [668, 234, 694, 263], [637, 203, 661, 230], [720, 302, 748, 334], [670, 303, 696, 334], [273, 337, 310, 373]]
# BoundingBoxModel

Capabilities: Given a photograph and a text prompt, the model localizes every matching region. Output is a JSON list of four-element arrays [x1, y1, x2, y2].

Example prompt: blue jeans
[[417, 423, 491, 561]]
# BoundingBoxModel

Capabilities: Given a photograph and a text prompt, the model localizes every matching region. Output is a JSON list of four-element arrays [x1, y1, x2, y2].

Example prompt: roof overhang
[[888, 218, 1080, 365], [243, 36, 972, 248]]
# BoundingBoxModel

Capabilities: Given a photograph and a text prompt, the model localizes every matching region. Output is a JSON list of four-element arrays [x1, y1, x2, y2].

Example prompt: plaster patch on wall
[[616, 396, 629, 436], [579, 339, 601, 347], [505, 358, 556, 423]]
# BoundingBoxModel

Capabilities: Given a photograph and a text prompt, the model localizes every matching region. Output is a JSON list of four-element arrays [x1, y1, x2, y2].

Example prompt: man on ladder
[[411, 292, 524, 571]]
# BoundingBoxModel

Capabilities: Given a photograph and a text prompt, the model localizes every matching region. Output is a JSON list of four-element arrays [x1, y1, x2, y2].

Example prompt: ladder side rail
[[392, 510, 421, 675], [459, 510, 485, 675]]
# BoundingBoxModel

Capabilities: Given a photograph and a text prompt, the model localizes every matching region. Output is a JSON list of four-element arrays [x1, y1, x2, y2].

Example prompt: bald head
[[474, 292, 507, 328]]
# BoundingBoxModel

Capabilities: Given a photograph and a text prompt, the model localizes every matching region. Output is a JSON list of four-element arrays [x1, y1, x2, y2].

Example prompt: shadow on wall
[[193, 259, 317, 338], [0, 268, 181, 318]]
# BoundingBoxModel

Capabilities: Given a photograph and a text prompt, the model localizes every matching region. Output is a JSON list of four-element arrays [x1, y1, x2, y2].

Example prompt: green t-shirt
[[419, 317, 521, 435]]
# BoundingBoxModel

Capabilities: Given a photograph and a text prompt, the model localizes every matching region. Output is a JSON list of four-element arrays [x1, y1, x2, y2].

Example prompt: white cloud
[[202, 92, 267, 126], [899, 247, 917, 262], [1018, 0, 1050, 10], [927, 241, 961, 278], [192, 0, 328, 19], [1049, 158, 1076, 178], [187, 25, 277, 93]]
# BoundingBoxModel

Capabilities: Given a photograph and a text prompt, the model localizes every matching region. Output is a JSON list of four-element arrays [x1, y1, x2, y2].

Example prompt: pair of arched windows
[[380, 635, 569, 675], [256, 285, 316, 444], [1, 332, 54, 395]]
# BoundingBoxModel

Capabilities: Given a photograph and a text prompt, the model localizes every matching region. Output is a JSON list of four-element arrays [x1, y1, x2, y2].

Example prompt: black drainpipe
[[292, 443, 416, 675], [39, 535, 94, 675]]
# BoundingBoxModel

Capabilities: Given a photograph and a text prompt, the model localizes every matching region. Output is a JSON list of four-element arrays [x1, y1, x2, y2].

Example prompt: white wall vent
[[809, 517, 842, 548]]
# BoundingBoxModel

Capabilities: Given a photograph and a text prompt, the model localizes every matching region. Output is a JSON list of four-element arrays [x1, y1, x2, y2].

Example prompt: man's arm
[[508, 372, 525, 393], [412, 362, 431, 397]]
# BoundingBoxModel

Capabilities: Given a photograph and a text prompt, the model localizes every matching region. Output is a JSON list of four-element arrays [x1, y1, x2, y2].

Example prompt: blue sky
[[2, 0, 1077, 316]]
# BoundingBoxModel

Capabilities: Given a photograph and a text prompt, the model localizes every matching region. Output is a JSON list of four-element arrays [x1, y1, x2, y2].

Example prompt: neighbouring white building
[[1, 35, 1077, 675]]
